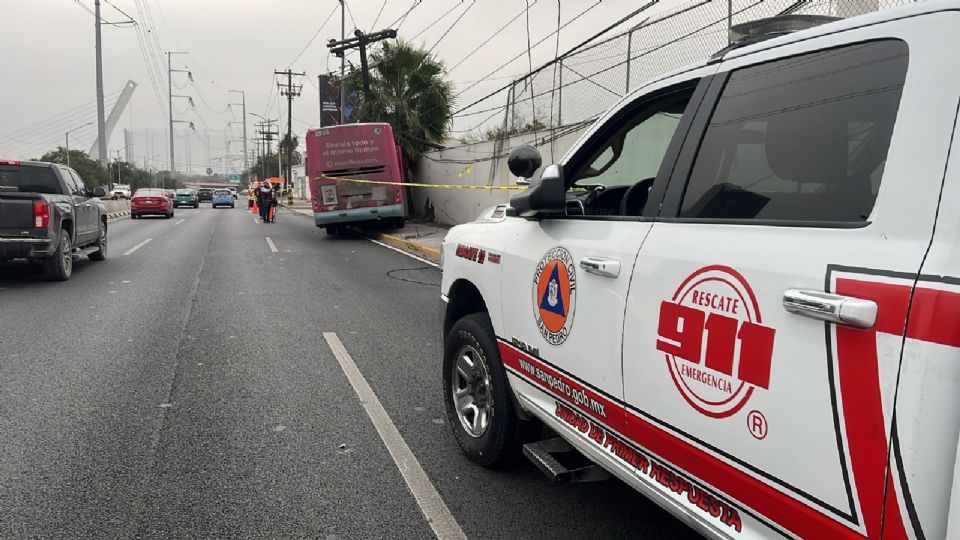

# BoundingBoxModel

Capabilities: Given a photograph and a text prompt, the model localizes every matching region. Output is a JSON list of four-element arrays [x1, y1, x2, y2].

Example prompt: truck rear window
[[0, 165, 60, 194]]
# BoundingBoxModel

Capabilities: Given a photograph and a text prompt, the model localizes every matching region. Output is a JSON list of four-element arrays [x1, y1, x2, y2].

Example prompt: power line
[[426, 1, 477, 56], [454, 0, 602, 102], [447, 0, 541, 74], [131, 0, 170, 117], [452, 0, 601, 116], [133, 0, 171, 90], [409, 2, 466, 42], [101, 0, 137, 23], [191, 79, 229, 115], [548, 0, 561, 150], [370, 0, 389, 30], [73, 0, 135, 26], [387, 0, 422, 29], [344, 0, 359, 32], [132, 22, 169, 115], [287, 3, 339, 68], [524, 0, 536, 128], [452, 0, 657, 117]]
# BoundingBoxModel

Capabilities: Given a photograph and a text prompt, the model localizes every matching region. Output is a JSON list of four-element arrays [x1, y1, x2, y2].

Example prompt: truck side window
[[60, 168, 81, 196], [68, 170, 87, 196], [566, 83, 696, 217], [679, 40, 908, 223]]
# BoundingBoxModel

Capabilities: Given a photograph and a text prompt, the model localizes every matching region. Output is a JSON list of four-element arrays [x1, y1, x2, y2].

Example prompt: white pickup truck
[[439, 3, 960, 539], [111, 184, 131, 200]]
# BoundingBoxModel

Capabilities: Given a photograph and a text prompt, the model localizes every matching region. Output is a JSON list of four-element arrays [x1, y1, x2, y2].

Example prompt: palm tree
[[352, 40, 455, 166]]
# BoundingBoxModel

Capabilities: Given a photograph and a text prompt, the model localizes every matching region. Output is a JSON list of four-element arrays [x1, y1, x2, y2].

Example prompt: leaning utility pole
[[274, 70, 305, 188], [328, 28, 396, 121], [94, 0, 108, 166]]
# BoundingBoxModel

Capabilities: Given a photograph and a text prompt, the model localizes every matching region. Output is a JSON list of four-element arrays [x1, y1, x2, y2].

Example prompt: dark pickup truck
[[0, 160, 108, 280]]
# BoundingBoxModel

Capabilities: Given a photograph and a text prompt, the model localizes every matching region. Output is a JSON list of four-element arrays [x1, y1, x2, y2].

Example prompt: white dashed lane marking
[[123, 238, 152, 256], [265, 237, 278, 253], [322, 332, 466, 540]]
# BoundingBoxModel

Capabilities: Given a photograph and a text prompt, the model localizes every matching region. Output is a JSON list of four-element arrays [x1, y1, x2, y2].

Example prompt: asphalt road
[[0, 204, 698, 539]]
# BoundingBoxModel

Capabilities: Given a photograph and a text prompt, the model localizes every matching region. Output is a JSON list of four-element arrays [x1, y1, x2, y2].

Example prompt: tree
[[246, 151, 280, 181], [350, 40, 455, 166], [36, 147, 109, 187], [279, 133, 301, 168]]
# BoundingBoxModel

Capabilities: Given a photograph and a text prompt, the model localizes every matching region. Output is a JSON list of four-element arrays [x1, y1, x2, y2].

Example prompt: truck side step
[[522, 438, 611, 483]]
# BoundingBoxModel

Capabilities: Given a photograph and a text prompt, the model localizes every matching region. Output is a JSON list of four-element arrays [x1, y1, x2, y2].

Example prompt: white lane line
[[322, 332, 466, 540], [174, 219, 186, 225], [265, 236, 279, 253], [123, 238, 152, 256], [364, 237, 441, 269]]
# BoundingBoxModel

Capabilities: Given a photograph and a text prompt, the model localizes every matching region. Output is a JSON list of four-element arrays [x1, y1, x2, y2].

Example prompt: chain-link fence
[[455, 0, 914, 141]]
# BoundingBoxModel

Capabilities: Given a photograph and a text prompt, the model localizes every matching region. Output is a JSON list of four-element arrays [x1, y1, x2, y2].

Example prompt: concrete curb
[[368, 231, 441, 264], [280, 205, 442, 264]]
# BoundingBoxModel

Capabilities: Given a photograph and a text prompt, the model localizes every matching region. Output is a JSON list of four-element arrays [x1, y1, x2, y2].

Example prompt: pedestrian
[[255, 180, 274, 223], [270, 181, 281, 222]]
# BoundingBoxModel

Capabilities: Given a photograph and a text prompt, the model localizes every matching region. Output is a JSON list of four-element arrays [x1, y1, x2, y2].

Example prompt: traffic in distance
[[3, 2, 960, 539]]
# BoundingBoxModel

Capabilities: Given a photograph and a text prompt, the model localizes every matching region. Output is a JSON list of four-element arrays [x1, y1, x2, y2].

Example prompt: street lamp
[[65, 122, 93, 167]]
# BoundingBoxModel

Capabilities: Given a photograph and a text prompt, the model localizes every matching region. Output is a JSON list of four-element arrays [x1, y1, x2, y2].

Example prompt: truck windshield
[[0, 165, 60, 194]]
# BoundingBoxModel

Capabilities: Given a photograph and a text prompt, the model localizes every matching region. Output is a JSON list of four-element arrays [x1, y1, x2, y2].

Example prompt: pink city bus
[[305, 123, 406, 234]]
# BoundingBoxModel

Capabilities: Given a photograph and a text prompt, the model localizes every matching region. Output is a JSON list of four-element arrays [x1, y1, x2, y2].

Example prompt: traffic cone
[[251, 199, 258, 215]]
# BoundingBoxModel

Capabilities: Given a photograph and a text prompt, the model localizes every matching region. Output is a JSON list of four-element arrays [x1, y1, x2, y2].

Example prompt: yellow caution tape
[[318, 176, 527, 191]]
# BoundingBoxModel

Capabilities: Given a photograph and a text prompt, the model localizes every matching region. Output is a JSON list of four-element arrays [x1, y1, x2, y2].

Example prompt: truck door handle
[[782, 289, 877, 328], [579, 257, 620, 278]]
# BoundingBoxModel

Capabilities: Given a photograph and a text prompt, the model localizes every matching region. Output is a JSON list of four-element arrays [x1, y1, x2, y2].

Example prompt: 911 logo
[[656, 265, 776, 418]]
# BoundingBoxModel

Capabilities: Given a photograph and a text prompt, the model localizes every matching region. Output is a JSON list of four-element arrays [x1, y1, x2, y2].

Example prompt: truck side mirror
[[507, 144, 542, 184], [509, 164, 565, 218]]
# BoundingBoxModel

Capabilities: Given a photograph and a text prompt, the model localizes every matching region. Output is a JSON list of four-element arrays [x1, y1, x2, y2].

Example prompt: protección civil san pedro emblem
[[533, 247, 577, 346]]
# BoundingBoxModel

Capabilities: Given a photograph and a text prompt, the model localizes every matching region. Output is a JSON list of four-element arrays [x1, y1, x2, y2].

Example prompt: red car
[[131, 188, 174, 219]]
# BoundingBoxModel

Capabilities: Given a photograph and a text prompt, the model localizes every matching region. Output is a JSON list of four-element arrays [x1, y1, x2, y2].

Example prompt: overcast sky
[[0, 0, 670, 172]]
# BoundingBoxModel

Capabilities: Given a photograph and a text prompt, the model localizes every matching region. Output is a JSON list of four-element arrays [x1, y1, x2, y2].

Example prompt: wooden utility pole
[[273, 70, 305, 188], [327, 28, 397, 102]]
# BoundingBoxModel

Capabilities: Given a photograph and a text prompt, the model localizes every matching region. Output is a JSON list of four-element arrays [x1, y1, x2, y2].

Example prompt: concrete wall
[[412, 124, 591, 226], [101, 199, 130, 215]]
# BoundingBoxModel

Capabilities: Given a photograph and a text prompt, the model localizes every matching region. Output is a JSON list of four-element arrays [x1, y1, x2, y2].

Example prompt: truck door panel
[[622, 25, 954, 538]]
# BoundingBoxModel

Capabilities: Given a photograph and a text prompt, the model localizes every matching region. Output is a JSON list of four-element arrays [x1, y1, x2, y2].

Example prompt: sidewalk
[[280, 203, 448, 264]]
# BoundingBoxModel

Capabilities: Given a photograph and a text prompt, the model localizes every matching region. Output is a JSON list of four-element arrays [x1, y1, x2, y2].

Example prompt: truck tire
[[325, 225, 340, 235], [43, 229, 72, 281], [443, 312, 539, 467], [89, 221, 107, 261]]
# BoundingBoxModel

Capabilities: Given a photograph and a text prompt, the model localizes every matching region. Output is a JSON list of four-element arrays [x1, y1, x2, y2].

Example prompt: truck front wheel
[[43, 229, 72, 281], [443, 313, 539, 467]]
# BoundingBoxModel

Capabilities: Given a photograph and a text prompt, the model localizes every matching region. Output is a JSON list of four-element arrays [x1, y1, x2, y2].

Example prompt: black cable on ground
[[386, 266, 441, 287]]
